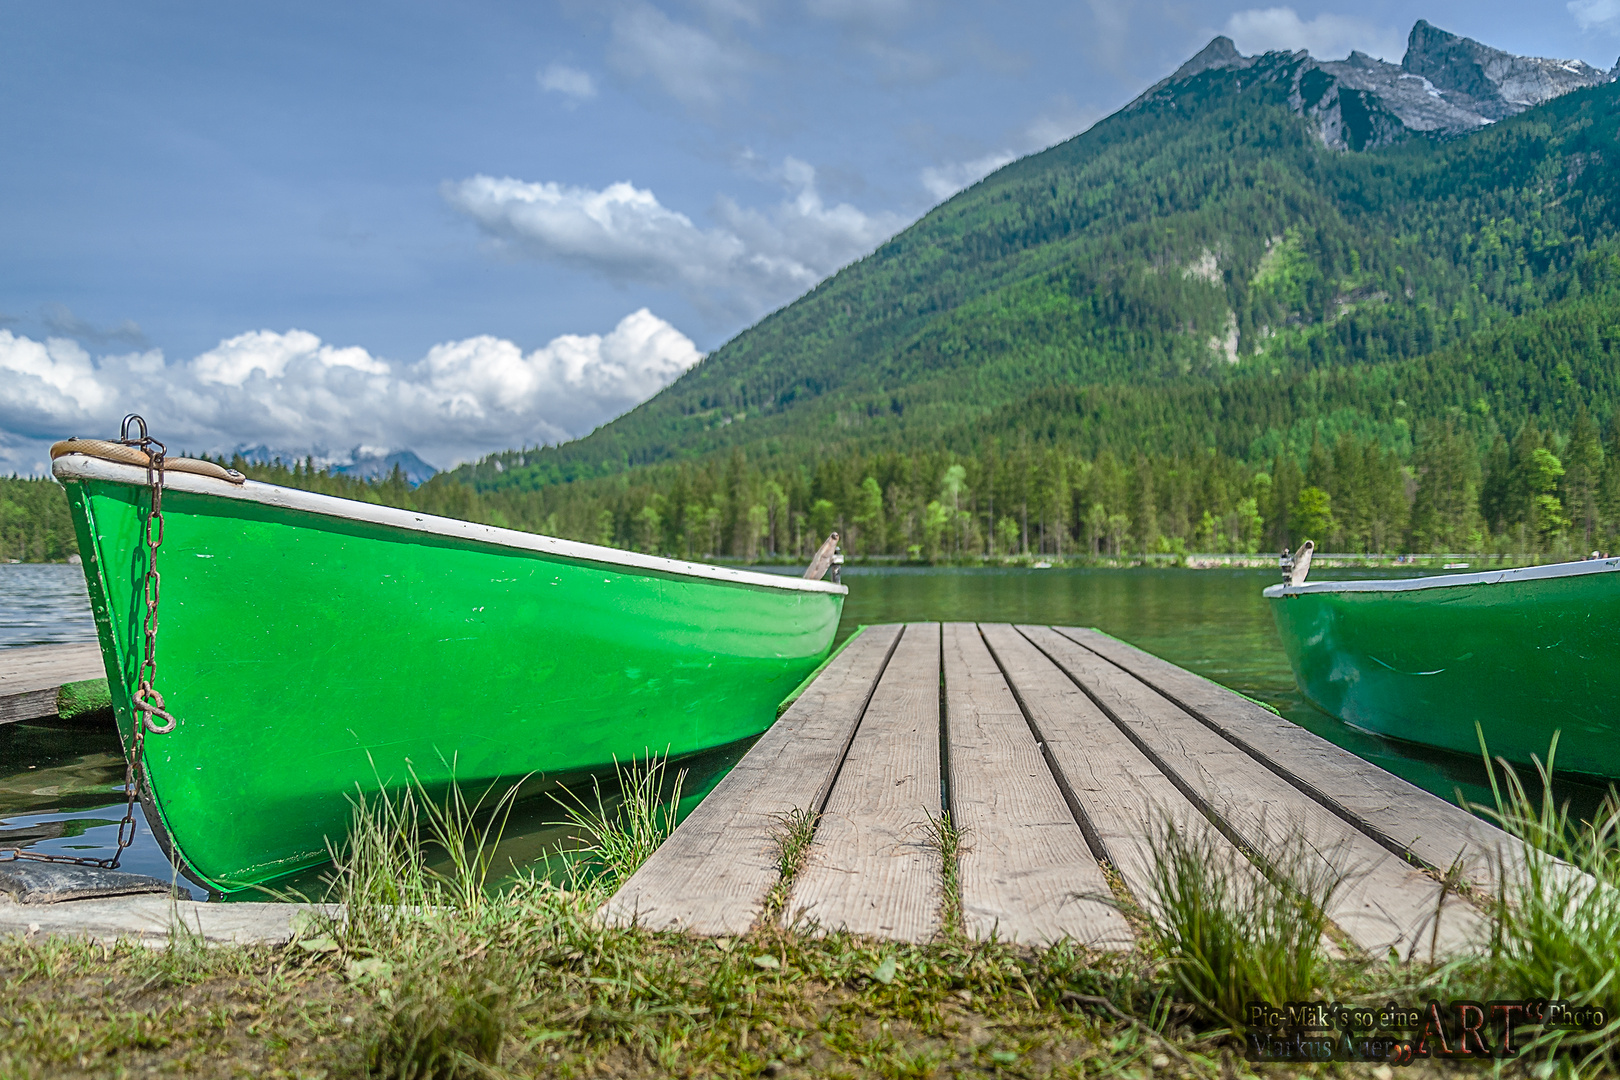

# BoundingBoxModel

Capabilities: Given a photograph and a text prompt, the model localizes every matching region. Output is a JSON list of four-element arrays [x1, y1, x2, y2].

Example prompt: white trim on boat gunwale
[[52, 454, 847, 596], [1262, 557, 1620, 598]]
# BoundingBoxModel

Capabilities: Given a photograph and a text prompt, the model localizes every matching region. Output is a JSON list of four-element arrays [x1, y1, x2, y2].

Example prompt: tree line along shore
[[6, 408, 1620, 565]]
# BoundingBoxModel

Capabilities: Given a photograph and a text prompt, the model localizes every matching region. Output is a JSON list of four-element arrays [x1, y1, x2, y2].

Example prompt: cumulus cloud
[[1571, 0, 1620, 32], [191, 329, 390, 385], [442, 160, 903, 323], [1224, 7, 1404, 61], [0, 310, 702, 474], [607, 3, 754, 111], [919, 151, 1017, 201], [538, 63, 597, 101]]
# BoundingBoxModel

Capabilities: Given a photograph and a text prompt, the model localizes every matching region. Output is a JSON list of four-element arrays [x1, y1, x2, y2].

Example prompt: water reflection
[[0, 717, 194, 887]]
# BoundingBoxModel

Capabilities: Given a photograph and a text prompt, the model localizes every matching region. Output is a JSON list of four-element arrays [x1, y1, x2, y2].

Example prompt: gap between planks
[[786, 623, 944, 942], [942, 622, 1132, 948]]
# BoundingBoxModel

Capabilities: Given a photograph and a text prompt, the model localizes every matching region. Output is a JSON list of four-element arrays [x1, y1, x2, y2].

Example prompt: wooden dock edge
[[0, 643, 109, 726], [0, 895, 339, 947], [775, 625, 865, 719]]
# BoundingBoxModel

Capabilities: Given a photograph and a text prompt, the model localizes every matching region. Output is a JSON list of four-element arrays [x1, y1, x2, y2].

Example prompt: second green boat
[[53, 438, 845, 892], [1265, 558, 1620, 779]]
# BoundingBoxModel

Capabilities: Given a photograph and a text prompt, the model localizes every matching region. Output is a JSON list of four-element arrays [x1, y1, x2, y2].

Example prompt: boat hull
[[1265, 560, 1620, 779], [58, 458, 843, 891]]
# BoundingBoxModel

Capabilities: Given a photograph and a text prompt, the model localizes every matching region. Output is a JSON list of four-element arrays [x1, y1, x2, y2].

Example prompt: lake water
[[2, 562, 1608, 897], [0, 564, 99, 647]]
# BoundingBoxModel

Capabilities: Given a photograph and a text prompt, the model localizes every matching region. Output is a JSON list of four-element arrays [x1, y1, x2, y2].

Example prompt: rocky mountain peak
[[1133, 20, 1617, 152], [1169, 35, 1247, 82], [1402, 18, 1614, 118]]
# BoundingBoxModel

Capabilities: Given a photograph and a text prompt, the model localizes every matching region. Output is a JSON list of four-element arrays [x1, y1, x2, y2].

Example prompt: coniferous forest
[[14, 58, 1620, 562]]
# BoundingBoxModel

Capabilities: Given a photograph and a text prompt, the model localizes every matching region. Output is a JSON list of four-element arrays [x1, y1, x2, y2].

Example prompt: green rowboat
[[53, 443, 845, 892], [1265, 559, 1620, 778]]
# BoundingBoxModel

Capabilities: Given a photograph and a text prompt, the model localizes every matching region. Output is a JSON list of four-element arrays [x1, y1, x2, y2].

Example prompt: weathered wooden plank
[[1, 689, 61, 726], [788, 623, 943, 942], [941, 623, 1133, 948], [600, 624, 902, 935], [978, 623, 1255, 925], [1052, 627, 1528, 894], [0, 643, 105, 693], [0, 643, 106, 725], [1021, 625, 1481, 960]]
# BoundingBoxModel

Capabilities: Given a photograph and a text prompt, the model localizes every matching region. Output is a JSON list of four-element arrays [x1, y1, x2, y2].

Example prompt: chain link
[[0, 414, 168, 872]]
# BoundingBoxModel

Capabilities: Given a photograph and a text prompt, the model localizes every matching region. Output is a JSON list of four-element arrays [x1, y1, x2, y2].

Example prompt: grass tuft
[[365, 951, 518, 1080], [1466, 733, 1620, 1069], [1144, 817, 1341, 1030], [555, 750, 688, 888], [320, 771, 528, 1079], [763, 807, 819, 921], [919, 809, 966, 937]]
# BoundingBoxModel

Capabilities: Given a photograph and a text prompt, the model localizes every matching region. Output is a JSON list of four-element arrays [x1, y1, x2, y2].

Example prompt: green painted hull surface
[[61, 467, 842, 891], [1265, 560, 1620, 778]]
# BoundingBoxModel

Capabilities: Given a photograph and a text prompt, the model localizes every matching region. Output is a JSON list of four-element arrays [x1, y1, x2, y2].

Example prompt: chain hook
[[134, 681, 177, 734]]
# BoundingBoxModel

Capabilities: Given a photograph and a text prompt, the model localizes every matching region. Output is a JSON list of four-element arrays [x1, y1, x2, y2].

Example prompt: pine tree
[[1132, 456, 1159, 553], [1268, 452, 1303, 550], [1408, 424, 1482, 552], [1562, 407, 1603, 551], [1480, 433, 1512, 535]]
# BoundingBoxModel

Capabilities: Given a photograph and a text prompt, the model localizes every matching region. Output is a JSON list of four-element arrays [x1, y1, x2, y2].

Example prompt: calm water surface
[[2, 563, 1609, 896], [0, 564, 98, 647]]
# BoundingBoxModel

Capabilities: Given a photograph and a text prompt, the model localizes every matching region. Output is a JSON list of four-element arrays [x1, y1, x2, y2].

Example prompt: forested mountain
[[451, 21, 1620, 502]]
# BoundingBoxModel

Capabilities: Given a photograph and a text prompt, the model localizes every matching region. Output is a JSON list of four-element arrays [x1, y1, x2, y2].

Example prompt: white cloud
[[919, 151, 1017, 202], [0, 311, 702, 474], [191, 329, 390, 386], [538, 63, 597, 101], [442, 160, 903, 323], [1224, 7, 1403, 62], [1571, 0, 1620, 32], [607, 3, 754, 111]]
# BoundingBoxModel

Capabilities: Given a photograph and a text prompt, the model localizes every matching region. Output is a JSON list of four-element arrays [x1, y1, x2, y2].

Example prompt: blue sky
[[4, 1, 1618, 471]]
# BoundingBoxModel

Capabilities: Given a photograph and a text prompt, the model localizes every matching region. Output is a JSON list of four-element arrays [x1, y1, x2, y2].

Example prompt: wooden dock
[[604, 623, 1527, 957], [0, 643, 107, 726]]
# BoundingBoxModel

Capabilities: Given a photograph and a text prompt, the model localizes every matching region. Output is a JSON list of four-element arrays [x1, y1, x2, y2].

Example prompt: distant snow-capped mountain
[[232, 445, 438, 487]]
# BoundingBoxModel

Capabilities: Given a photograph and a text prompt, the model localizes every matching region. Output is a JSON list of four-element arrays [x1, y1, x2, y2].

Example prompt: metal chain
[[1, 414, 169, 871]]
